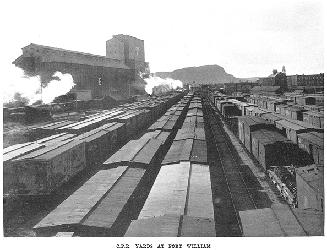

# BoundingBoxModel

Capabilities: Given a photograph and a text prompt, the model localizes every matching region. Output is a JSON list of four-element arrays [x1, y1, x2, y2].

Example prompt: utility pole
[[40, 82, 43, 103]]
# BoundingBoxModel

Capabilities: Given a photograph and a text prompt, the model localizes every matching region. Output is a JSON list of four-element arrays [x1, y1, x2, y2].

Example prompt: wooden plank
[[3, 142, 34, 154], [194, 128, 205, 141], [42, 134, 76, 146], [33, 166, 128, 231], [3, 143, 45, 162], [153, 131, 170, 145], [12, 140, 72, 161], [174, 129, 194, 141], [82, 168, 145, 229], [191, 139, 207, 164], [187, 164, 214, 219], [103, 138, 150, 166], [138, 162, 190, 219], [124, 215, 180, 237], [161, 139, 193, 165], [132, 139, 162, 166], [180, 216, 216, 237]]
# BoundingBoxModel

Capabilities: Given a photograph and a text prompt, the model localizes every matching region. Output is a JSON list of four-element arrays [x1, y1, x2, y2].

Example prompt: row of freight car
[[33, 93, 216, 237], [3, 92, 185, 197], [3, 94, 128, 124], [249, 95, 323, 128], [207, 91, 318, 207], [210, 91, 323, 128], [210, 91, 324, 167], [202, 94, 319, 236]]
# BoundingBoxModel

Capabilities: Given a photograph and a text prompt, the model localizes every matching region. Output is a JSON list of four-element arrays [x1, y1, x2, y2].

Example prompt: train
[[207, 89, 322, 207], [3, 92, 186, 197], [32, 93, 216, 237]]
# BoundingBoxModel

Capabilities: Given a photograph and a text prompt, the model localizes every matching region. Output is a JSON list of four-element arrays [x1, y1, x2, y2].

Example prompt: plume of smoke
[[41, 72, 75, 103], [143, 76, 183, 95], [3, 66, 75, 105]]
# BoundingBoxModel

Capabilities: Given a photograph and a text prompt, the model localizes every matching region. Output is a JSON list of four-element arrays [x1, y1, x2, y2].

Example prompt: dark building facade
[[223, 82, 259, 94], [287, 73, 324, 88], [258, 70, 287, 90], [13, 34, 149, 100]]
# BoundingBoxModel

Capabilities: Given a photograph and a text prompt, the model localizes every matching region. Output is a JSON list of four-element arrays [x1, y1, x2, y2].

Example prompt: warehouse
[[13, 35, 149, 100]]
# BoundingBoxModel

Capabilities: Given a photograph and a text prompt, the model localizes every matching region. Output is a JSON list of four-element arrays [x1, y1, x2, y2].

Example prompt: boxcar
[[238, 116, 275, 153], [297, 132, 324, 165]]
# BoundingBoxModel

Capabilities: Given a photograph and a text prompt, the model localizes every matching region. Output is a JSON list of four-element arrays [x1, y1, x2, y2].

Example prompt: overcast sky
[[1, 0, 324, 78]]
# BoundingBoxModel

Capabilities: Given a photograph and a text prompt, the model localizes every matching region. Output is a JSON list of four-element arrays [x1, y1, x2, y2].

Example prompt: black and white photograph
[[1, 0, 325, 245]]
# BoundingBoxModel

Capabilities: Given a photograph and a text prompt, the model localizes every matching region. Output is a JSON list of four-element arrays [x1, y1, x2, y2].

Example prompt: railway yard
[[3, 90, 324, 237]]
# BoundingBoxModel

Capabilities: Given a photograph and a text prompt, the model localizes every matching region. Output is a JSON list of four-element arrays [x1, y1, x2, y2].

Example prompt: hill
[[155, 65, 258, 84]]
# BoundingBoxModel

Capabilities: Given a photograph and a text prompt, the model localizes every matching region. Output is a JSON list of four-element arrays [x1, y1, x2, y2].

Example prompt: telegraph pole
[[40, 82, 43, 103]]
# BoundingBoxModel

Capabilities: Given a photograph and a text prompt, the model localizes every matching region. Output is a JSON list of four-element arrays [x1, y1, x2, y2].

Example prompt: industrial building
[[13, 34, 150, 100], [258, 70, 287, 90], [287, 73, 324, 90], [223, 82, 258, 94]]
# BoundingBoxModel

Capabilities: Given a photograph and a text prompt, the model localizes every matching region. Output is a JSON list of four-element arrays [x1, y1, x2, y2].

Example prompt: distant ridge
[[155, 65, 258, 84]]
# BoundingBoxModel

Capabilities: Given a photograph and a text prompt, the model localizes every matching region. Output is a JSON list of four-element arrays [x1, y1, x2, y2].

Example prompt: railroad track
[[202, 97, 260, 236]]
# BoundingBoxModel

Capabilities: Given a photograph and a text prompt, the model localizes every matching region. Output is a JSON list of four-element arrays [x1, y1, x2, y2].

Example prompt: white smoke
[[41, 72, 75, 103], [3, 67, 75, 105], [144, 76, 183, 95]]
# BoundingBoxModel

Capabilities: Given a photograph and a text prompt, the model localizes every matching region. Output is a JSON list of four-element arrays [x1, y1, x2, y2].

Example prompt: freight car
[[11, 139, 86, 195], [302, 111, 324, 128], [239, 204, 306, 236], [250, 129, 313, 170], [3, 133, 75, 195], [74, 122, 126, 167], [238, 116, 275, 153], [275, 119, 323, 144], [33, 130, 175, 236], [125, 162, 215, 237], [147, 102, 189, 132], [297, 132, 324, 165], [4, 93, 186, 197]]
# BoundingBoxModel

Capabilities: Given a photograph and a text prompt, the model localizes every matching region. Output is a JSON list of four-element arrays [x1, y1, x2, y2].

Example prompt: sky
[[0, 0, 324, 78]]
